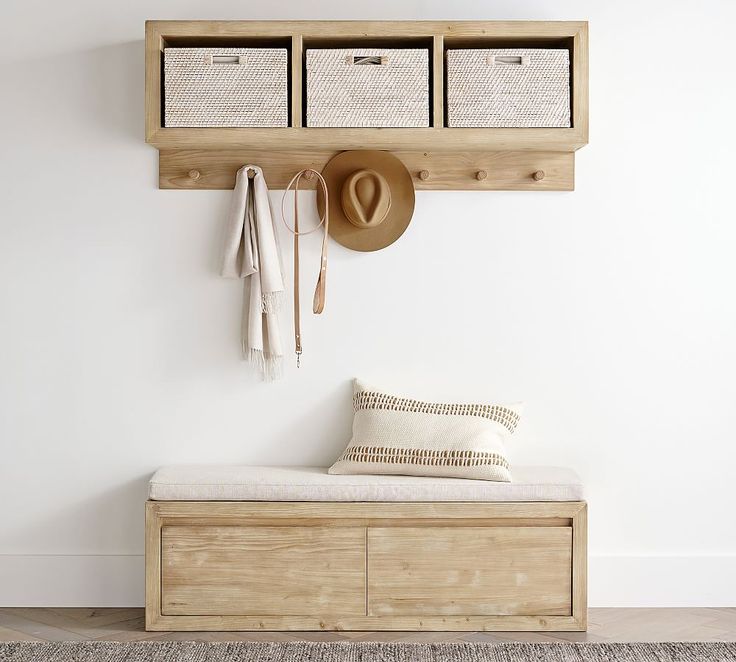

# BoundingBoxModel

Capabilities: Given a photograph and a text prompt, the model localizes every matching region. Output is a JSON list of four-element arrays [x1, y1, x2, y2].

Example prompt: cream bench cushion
[[148, 465, 583, 502]]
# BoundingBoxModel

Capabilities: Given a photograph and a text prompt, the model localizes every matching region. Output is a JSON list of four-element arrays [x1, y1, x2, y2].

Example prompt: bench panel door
[[367, 526, 572, 616], [162, 526, 366, 616]]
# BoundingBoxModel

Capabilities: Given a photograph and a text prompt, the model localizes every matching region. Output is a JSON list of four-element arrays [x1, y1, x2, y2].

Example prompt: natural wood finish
[[144, 504, 162, 631], [144, 22, 162, 145], [290, 35, 303, 127], [148, 614, 581, 632], [145, 500, 587, 631], [159, 150, 574, 191], [147, 20, 587, 41], [146, 18, 591, 144], [432, 34, 444, 127], [148, 501, 586, 520], [145, 20, 589, 191], [367, 527, 572, 617], [150, 517, 573, 529], [572, 24, 589, 146], [149, 127, 587, 153], [572, 503, 588, 629], [4, 607, 736, 643], [161, 526, 365, 616]]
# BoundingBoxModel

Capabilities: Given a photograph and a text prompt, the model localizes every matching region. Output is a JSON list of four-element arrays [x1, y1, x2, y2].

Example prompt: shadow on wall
[[77, 40, 145, 143], [14, 40, 143, 136], [2, 39, 149, 182]]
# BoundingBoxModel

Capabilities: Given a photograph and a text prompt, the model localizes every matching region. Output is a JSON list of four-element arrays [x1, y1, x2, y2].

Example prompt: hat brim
[[319, 150, 415, 252]]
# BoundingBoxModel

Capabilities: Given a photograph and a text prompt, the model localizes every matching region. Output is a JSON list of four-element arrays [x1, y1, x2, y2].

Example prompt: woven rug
[[1, 641, 735, 662]]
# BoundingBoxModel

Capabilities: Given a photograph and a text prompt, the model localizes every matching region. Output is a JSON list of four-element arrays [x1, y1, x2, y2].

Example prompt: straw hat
[[319, 150, 415, 252]]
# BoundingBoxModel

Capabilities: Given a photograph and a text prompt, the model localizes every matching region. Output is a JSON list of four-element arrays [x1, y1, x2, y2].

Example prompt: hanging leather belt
[[281, 170, 329, 367]]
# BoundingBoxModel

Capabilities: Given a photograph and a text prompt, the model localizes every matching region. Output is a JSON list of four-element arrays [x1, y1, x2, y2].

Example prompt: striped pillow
[[329, 380, 521, 482]]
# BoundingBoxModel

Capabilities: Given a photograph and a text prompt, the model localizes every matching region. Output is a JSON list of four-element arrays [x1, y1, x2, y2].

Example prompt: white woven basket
[[306, 48, 429, 128], [446, 48, 570, 128], [164, 48, 288, 127]]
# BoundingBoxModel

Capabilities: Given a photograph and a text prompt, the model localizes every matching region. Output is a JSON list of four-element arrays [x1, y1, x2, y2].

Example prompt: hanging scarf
[[221, 165, 284, 380]]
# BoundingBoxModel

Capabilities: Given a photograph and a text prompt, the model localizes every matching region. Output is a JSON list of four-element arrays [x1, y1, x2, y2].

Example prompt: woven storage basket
[[306, 48, 429, 128], [446, 48, 570, 128], [164, 48, 288, 127]]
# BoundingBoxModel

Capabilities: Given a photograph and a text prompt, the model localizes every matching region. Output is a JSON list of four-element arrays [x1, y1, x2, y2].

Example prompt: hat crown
[[341, 169, 392, 229]]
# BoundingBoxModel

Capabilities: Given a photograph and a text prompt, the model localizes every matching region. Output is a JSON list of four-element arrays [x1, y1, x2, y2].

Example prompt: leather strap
[[281, 170, 329, 367]]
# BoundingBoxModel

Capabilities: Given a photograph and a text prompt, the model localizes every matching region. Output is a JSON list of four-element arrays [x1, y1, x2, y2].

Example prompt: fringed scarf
[[221, 165, 284, 380]]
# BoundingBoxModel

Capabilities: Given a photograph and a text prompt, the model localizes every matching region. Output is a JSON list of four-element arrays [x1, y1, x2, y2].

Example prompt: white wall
[[1, 0, 735, 607]]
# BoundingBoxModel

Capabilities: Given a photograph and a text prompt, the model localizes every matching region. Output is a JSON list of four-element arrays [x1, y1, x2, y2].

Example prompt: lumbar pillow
[[329, 380, 521, 482]]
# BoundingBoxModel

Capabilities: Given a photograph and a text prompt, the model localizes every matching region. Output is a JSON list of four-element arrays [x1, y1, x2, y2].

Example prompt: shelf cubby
[[145, 20, 588, 191]]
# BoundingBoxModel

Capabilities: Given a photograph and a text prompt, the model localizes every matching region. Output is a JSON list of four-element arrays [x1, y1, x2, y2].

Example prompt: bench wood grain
[[367, 527, 572, 616], [162, 526, 365, 616], [146, 500, 587, 631]]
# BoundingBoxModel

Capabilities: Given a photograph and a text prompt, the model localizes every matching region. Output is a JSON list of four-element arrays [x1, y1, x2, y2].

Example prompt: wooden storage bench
[[145, 466, 587, 631]]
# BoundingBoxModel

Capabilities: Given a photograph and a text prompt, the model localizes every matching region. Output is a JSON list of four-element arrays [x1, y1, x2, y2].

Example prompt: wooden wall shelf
[[145, 20, 588, 191]]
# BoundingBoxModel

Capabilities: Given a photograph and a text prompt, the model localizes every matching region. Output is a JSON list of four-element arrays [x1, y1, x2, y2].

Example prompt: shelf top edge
[[145, 19, 588, 39], [145, 19, 589, 26]]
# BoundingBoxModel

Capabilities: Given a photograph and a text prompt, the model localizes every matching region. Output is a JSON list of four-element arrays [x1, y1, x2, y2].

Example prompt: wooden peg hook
[[476, 170, 488, 181], [533, 170, 546, 181], [418, 169, 430, 181], [188, 169, 201, 181]]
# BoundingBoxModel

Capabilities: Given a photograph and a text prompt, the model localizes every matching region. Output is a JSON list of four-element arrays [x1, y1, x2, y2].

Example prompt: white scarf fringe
[[242, 347, 283, 382]]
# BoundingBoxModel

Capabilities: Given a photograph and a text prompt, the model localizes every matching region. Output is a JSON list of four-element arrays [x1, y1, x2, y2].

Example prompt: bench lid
[[149, 465, 583, 502]]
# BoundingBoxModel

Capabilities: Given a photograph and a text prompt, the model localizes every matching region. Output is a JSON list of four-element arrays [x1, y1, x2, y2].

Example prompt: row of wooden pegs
[[185, 167, 546, 183], [417, 169, 545, 181]]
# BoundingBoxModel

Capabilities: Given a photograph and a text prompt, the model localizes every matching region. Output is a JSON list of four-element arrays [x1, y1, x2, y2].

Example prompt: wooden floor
[[0, 609, 734, 643]]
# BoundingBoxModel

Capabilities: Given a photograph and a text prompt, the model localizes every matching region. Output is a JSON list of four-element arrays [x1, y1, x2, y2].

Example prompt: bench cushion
[[148, 465, 583, 502]]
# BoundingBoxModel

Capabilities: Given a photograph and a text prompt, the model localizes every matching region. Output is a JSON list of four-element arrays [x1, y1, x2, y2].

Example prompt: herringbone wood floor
[[0, 609, 734, 643]]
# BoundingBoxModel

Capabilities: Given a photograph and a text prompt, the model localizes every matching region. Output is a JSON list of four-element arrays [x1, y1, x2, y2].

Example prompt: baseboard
[[1, 554, 734, 607]]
